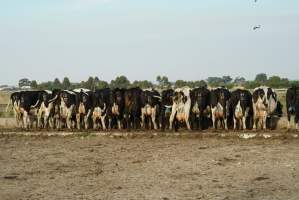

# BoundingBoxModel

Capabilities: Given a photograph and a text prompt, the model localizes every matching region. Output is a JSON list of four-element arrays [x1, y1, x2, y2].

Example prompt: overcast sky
[[0, 0, 298, 85]]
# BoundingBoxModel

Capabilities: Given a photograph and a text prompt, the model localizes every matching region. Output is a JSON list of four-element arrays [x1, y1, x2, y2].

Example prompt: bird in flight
[[253, 25, 261, 30]]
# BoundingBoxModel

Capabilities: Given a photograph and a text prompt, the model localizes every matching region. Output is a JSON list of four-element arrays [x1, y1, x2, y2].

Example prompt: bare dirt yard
[[0, 130, 299, 200]]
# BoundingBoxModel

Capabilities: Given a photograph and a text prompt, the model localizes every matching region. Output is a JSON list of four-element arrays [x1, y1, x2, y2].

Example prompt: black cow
[[140, 89, 161, 130], [18, 91, 40, 129], [74, 89, 93, 130], [108, 88, 125, 130], [210, 87, 231, 129], [190, 87, 211, 130], [124, 87, 142, 130], [227, 89, 253, 130], [92, 88, 110, 130], [160, 89, 174, 131], [286, 86, 299, 130], [59, 90, 77, 129]]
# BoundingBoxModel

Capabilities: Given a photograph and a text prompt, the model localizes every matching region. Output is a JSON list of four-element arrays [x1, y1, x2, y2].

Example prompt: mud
[[0, 131, 299, 200]]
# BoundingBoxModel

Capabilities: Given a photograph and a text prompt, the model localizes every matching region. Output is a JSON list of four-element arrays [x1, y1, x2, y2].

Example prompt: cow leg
[[141, 108, 145, 129], [117, 119, 121, 130], [233, 117, 237, 130], [151, 108, 157, 130], [125, 114, 130, 131], [253, 115, 259, 130], [84, 110, 91, 130], [252, 103, 257, 130], [242, 116, 246, 130], [66, 113, 72, 129], [93, 116, 98, 130], [76, 114, 81, 130], [84, 115, 89, 130], [44, 109, 50, 129], [14, 111, 18, 128], [191, 114, 196, 130], [263, 114, 267, 130], [287, 113, 291, 129], [169, 113, 175, 130], [37, 110, 42, 128], [133, 115, 138, 130], [49, 117, 54, 129], [169, 107, 177, 130], [211, 108, 216, 129], [224, 118, 228, 130], [160, 113, 165, 131], [185, 116, 191, 130], [23, 111, 28, 129], [101, 115, 106, 130]]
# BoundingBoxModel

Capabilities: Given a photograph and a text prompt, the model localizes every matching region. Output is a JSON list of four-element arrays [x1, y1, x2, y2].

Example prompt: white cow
[[169, 87, 191, 130], [252, 86, 279, 130]]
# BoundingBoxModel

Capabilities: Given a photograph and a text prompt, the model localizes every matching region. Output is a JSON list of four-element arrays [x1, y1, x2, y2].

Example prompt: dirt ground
[[0, 131, 299, 200]]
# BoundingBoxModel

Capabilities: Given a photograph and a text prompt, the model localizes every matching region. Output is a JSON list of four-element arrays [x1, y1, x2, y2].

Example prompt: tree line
[[18, 73, 299, 90]]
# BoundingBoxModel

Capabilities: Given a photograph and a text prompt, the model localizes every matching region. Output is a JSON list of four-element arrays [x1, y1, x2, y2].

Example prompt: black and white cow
[[59, 90, 77, 129], [6, 91, 21, 127], [74, 89, 93, 130], [108, 88, 125, 130], [124, 87, 142, 130], [92, 88, 110, 130], [252, 86, 282, 130], [33, 90, 54, 128], [18, 91, 40, 129], [45, 89, 62, 129], [169, 87, 192, 131], [210, 87, 231, 130], [140, 89, 161, 130], [227, 88, 253, 130], [286, 86, 299, 130], [160, 89, 174, 131], [190, 87, 211, 130]]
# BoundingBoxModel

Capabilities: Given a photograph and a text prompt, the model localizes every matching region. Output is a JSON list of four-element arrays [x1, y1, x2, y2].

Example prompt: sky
[[0, 0, 299, 85]]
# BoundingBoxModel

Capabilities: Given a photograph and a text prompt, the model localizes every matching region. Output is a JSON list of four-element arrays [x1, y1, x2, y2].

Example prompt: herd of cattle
[[5, 86, 299, 131]]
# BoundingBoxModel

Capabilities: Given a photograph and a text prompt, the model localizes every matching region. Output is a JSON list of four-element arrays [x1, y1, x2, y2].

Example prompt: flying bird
[[253, 25, 261, 30]]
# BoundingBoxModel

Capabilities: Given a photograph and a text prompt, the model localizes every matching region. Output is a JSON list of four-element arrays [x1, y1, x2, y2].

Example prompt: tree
[[222, 76, 232, 84], [30, 80, 38, 89], [98, 80, 109, 89], [62, 77, 71, 90], [156, 75, 171, 89], [53, 78, 62, 89], [131, 80, 153, 89], [267, 76, 289, 88], [175, 80, 187, 88], [234, 77, 246, 85], [156, 75, 162, 83], [18, 78, 31, 88], [193, 80, 207, 88], [255, 73, 267, 83], [110, 75, 131, 89], [207, 77, 224, 86], [94, 76, 100, 89], [85, 76, 95, 90]]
